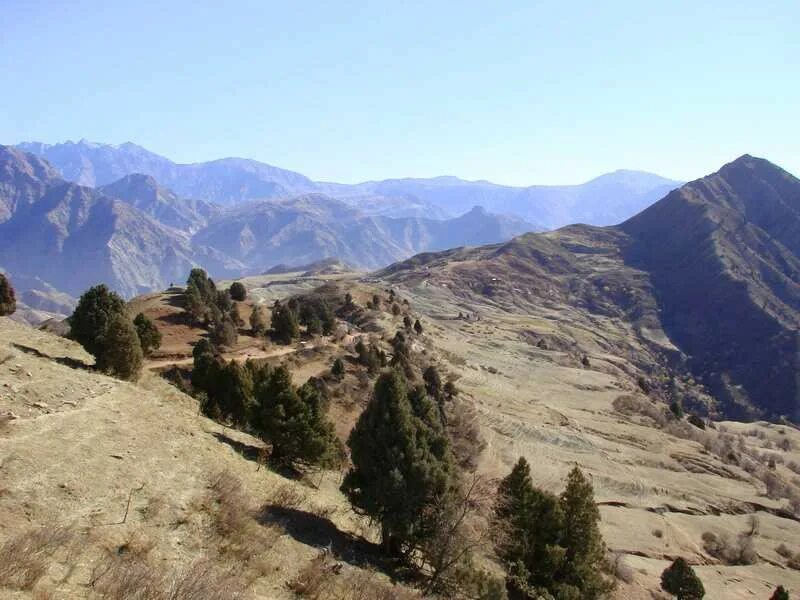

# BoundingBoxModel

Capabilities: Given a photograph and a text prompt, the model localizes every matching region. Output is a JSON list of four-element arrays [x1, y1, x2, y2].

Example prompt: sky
[[1, 0, 798, 185]]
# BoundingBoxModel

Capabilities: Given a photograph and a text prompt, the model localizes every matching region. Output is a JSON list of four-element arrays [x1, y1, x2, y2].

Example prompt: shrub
[[687, 414, 706, 429], [701, 531, 757, 565], [669, 400, 684, 420], [789, 554, 800, 571], [775, 543, 792, 558], [770, 586, 790, 600], [229, 281, 246, 301], [0, 273, 16, 316], [660, 557, 704, 599], [133, 313, 162, 357], [414, 319, 424, 335]]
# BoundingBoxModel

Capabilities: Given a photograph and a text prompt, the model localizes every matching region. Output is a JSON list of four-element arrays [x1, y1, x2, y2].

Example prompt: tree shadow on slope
[[258, 505, 394, 574], [210, 430, 305, 480], [11, 342, 93, 371], [212, 430, 264, 462]]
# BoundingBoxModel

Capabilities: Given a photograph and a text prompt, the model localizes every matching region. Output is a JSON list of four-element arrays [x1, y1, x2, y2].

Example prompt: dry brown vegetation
[[0, 526, 74, 590], [288, 550, 419, 600]]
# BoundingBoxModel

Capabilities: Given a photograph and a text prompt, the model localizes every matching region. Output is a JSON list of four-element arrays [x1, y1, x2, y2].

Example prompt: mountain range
[[17, 139, 682, 228], [0, 144, 531, 298], [380, 155, 800, 421]]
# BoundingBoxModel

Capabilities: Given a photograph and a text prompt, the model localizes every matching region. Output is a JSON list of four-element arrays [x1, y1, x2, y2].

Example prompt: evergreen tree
[[423, 365, 443, 400], [341, 369, 456, 555], [558, 467, 613, 599], [187, 268, 216, 299], [99, 311, 144, 380], [229, 281, 247, 301], [414, 319, 424, 335], [191, 339, 221, 394], [669, 400, 684, 420], [215, 360, 253, 426], [0, 273, 16, 316], [393, 303, 403, 317], [271, 302, 299, 344], [184, 280, 208, 323], [344, 292, 354, 308], [306, 315, 323, 335], [372, 294, 381, 309], [331, 357, 346, 380], [660, 558, 705, 600], [70, 284, 127, 358], [250, 305, 267, 335], [70, 285, 143, 380], [133, 313, 162, 357], [251, 365, 342, 468], [770, 586, 789, 600], [494, 457, 567, 598], [211, 314, 238, 347], [403, 314, 412, 329]]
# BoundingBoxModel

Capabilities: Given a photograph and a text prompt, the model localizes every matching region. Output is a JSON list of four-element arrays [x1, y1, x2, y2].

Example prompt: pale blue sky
[[1, 0, 797, 185]]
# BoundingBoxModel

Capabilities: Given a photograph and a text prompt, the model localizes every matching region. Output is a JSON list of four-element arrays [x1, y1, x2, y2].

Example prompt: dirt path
[[145, 343, 310, 370]]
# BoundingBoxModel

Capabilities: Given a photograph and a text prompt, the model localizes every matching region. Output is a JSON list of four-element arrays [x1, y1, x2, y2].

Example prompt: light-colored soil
[[2, 264, 799, 599]]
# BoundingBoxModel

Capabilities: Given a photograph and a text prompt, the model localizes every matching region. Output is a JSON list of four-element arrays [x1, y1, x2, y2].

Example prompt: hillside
[[382, 155, 800, 422], [17, 140, 681, 228], [2, 261, 800, 598], [621, 155, 800, 421]]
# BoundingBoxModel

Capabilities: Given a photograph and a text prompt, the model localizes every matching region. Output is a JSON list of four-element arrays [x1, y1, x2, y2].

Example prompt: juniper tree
[[133, 313, 162, 357], [493, 457, 566, 598], [558, 466, 613, 599], [271, 302, 299, 344], [341, 369, 456, 555], [331, 357, 346, 380], [211, 313, 238, 347], [403, 314, 412, 328], [0, 273, 16, 316], [661, 558, 704, 600], [251, 365, 342, 468], [229, 281, 247, 301], [70, 285, 143, 380], [70, 284, 126, 358], [100, 311, 144, 380]]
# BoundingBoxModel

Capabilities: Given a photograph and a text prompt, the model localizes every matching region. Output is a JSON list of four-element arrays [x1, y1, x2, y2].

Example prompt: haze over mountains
[[0, 144, 531, 299], [18, 139, 682, 228]]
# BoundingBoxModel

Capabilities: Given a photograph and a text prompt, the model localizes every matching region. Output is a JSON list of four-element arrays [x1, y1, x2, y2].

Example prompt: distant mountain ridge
[[0, 145, 533, 299], [17, 139, 682, 229]]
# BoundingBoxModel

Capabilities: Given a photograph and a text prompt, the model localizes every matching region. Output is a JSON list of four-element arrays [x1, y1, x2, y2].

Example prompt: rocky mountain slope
[[98, 173, 219, 232], [621, 155, 800, 422], [381, 155, 800, 422], [195, 198, 532, 270], [0, 146, 533, 303], [18, 139, 681, 228]]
